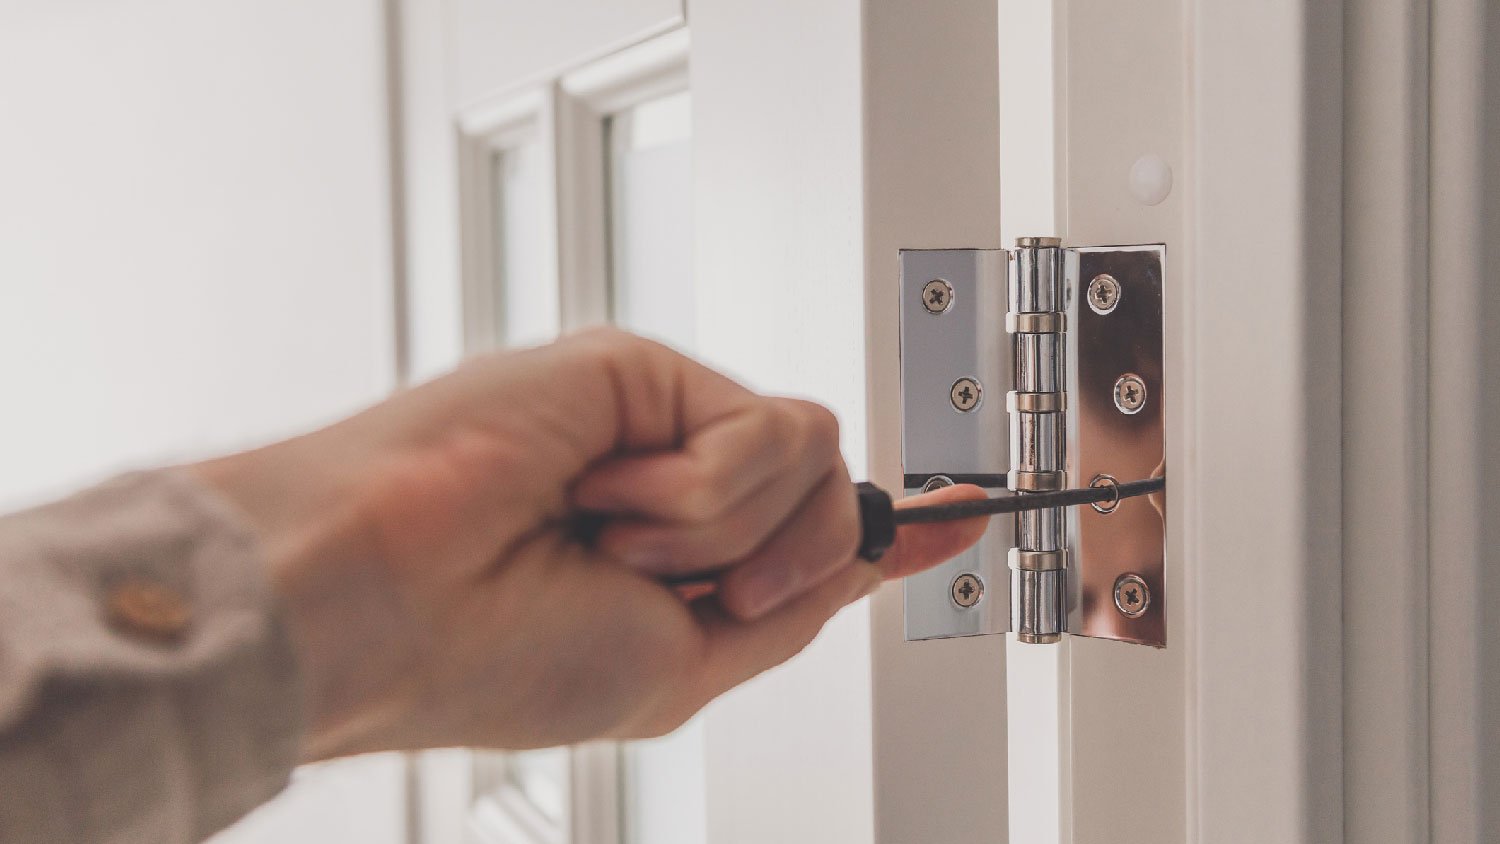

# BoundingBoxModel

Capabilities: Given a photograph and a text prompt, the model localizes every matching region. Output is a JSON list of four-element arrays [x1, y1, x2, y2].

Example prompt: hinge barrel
[[1008, 237, 1067, 644]]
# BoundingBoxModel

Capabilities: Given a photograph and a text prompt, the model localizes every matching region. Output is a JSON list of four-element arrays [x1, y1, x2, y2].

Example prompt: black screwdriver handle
[[854, 482, 896, 562]]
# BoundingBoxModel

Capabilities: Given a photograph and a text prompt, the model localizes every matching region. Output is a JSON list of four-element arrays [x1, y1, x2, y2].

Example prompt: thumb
[[876, 483, 991, 581]]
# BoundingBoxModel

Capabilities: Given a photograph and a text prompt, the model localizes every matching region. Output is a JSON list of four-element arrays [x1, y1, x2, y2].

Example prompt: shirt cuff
[[0, 469, 304, 843]]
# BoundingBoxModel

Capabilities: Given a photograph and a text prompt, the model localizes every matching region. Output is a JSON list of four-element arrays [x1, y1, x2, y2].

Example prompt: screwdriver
[[645, 475, 1166, 587], [852, 476, 1165, 561]]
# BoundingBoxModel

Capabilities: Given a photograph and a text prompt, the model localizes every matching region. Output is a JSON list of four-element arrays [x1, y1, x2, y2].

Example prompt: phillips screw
[[1113, 373, 1147, 415], [921, 279, 955, 315], [950, 377, 983, 412], [1113, 573, 1151, 618], [1087, 273, 1121, 314], [952, 573, 984, 608]]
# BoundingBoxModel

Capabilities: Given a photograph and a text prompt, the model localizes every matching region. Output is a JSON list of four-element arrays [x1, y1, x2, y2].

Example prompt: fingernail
[[737, 566, 791, 618]]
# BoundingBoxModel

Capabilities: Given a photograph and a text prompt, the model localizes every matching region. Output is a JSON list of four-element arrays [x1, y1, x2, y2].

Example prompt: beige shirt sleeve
[[0, 470, 303, 844]]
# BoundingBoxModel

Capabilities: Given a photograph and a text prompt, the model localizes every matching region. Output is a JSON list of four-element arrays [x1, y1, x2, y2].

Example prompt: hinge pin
[[1008, 237, 1068, 644]]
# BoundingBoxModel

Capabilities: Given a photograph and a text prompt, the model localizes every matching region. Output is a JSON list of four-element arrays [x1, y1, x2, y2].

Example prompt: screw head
[[1089, 473, 1121, 514], [1113, 573, 1151, 618], [1087, 273, 1121, 314], [950, 377, 983, 412], [921, 279, 955, 314], [951, 573, 984, 608], [1113, 373, 1147, 415], [921, 474, 955, 493]]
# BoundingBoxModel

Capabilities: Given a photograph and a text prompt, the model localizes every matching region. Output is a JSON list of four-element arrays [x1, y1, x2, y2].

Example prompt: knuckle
[[671, 465, 733, 522], [747, 402, 798, 464], [723, 511, 778, 562], [798, 402, 842, 456], [573, 324, 632, 346], [570, 326, 655, 366]]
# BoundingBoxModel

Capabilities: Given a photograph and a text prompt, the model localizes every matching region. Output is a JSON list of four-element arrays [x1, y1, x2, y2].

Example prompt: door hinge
[[899, 238, 1166, 647]]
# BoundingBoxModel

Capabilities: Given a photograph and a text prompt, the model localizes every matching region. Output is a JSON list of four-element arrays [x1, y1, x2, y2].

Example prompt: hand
[[191, 328, 987, 760]]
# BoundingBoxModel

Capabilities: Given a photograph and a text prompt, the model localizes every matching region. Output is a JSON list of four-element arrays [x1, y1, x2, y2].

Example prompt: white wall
[[0, 1, 404, 841], [0, 0, 397, 505]]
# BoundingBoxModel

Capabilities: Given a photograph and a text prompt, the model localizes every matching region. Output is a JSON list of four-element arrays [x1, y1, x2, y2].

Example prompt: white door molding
[[1021, 1, 1346, 841], [1428, 0, 1500, 838], [1342, 0, 1430, 839], [863, 1, 1009, 842]]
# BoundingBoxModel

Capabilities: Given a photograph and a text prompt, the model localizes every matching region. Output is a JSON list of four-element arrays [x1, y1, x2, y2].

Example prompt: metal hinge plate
[[898, 242, 1167, 646]]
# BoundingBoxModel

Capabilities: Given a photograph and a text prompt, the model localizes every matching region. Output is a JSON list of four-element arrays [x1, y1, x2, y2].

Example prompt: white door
[[396, 0, 1500, 842]]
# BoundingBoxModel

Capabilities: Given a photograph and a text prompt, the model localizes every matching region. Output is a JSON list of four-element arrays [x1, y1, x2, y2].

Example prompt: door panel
[[446, 0, 682, 107], [863, 1, 1008, 841]]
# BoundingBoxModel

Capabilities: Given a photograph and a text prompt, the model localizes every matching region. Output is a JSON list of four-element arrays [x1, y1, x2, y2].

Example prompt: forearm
[[0, 471, 303, 843]]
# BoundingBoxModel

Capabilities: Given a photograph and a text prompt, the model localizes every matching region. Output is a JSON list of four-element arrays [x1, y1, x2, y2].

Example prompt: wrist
[[188, 447, 414, 761]]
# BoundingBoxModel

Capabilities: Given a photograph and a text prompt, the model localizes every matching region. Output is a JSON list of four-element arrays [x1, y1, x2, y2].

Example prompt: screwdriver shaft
[[892, 476, 1164, 524]]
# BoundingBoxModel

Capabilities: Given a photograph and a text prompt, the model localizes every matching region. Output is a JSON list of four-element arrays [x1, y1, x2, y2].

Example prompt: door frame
[[392, 0, 1500, 841]]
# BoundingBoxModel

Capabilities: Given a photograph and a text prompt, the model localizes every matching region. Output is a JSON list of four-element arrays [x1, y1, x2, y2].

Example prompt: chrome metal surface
[[920, 474, 955, 493], [1013, 333, 1063, 393], [1008, 236, 1069, 644], [1008, 470, 1066, 491], [1012, 412, 1063, 472], [1005, 311, 1067, 334], [1007, 391, 1066, 413], [921, 278, 955, 314], [1113, 372, 1148, 415], [1086, 273, 1121, 314], [1008, 548, 1069, 571], [951, 573, 984, 608], [1113, 573, 1150, 619], [950, 377, 984, 412], [1009, 241, 1063, 313], [899, 249, 1010, 640], [1016, 508, 1064, 551], [1011, 568, 1065, 640], [1065, 245, 1166, 646]]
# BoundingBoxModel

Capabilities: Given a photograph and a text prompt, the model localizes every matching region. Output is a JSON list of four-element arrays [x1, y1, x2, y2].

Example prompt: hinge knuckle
[[1008, 238, 1069, 642]]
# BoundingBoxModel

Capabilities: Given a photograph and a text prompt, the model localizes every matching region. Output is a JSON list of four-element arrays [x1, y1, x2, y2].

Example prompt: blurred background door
[[0, 2, 408, 842]]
